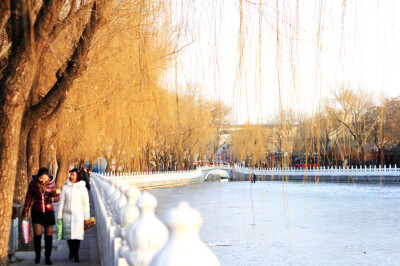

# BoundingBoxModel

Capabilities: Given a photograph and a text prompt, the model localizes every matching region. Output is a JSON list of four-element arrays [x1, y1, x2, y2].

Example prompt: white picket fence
[[90, 171, 220, 266]]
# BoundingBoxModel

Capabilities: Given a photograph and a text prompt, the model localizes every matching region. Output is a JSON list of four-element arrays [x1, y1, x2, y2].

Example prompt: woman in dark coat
[[22, 167, 60, 265]]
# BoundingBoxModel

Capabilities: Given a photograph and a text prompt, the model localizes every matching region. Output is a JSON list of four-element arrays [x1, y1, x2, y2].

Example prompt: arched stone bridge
[[199, 166, 233, 181]]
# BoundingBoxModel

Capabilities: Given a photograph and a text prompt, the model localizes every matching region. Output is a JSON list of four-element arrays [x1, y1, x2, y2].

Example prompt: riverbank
[[230, 173, 400, 183]]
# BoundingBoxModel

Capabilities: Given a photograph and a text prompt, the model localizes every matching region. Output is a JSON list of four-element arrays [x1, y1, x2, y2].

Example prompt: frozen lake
[[150, 181, 400, 265]]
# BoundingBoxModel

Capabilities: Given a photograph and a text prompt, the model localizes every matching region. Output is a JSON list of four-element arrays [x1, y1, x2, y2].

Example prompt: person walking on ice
[[251, 173, 257, 183]]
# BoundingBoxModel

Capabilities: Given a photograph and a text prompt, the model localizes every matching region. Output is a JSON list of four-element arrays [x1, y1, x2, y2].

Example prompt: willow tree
[[43, 0, 179, 176], [0, 0, 114, 259], [232, 124, 270, 166]]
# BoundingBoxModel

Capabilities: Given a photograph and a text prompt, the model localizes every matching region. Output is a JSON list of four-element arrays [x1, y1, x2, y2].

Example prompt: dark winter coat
[[22, 175, 59, 217], [81, 171, 91, 191]]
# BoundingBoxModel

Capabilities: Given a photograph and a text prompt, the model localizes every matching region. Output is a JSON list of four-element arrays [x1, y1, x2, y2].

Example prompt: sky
[[165, 0, 400, 124]]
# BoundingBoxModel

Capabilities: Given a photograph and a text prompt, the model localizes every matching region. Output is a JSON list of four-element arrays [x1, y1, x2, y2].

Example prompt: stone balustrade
[[99, 168, 203, 189], [90, 172, 220, 266], [234, 164, 400, 182]]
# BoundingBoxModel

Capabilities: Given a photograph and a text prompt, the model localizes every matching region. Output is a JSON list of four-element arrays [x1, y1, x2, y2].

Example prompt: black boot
[[33, 235, 42, 264], [44, 235, 53, 265], [67, 240, 74, 259], [73, 240, 81, 263]]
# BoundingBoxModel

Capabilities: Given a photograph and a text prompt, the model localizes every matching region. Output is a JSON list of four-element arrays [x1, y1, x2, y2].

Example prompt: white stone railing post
[[117, 186, 141, 266], [112, 184, 130, 266], [150, 202, 220, 266], [125, 192, 169, 266]]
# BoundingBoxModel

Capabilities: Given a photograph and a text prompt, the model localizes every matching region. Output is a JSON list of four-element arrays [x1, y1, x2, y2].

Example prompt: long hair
[[69, 168, 82, 181], [78, 170, 86, 182]]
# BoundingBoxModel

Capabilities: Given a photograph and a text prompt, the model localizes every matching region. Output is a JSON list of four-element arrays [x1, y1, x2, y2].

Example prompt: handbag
[[84, 217, 96, 230], [21, 220, 31, 244], [56, 219, 63, 241]]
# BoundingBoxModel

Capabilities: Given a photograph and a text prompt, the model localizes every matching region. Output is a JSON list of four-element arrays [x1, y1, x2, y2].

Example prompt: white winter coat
[[57, 180, 90, 240]]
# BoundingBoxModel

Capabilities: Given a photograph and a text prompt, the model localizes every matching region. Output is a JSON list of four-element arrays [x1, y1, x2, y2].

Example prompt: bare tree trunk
[[14, 128, 30, 207], [39, 136, 51, 168], [56, 153, 69, 189], [360, 145, 365, 165], [189, 149, 194, 169], [146, 146, 150, 172], [155, 152, 160, 171], [0, 103, 28, 261], [177, 149, 184, 170], [27, 125, 40, 177], [12, 125, 32, 253], [0, 0, 65, 258], [88, 155, 97, 172], [130, 156, 135, 172], [105, 154, 112, 173], [50, 148, 57, 176], [171, 151, 177, 170], [139, 149, 146, 172], [79, 159, 85, 169], [164, 150, 169, 171]]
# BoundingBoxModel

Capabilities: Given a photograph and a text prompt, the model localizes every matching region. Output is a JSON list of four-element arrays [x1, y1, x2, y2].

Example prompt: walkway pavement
[[13, 194, 100, 266]]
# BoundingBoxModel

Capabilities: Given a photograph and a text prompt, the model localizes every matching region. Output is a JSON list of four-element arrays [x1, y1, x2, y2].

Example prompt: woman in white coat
[[57, 168, 90, 263]]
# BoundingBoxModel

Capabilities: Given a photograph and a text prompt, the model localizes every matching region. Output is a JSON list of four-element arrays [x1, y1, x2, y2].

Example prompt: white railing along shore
[[234, 164, 400, 177], [98, 168, 203, 189], [90, 171, 220, 266]]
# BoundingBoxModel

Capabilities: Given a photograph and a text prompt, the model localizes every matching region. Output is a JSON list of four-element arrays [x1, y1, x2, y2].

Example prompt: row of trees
[[231, 86, 400, 168], [0, 0, 112, 257], [0, 0, 230, 258]]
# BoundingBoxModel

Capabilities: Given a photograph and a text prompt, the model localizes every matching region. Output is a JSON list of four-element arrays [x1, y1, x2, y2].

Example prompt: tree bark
[[105, 154, 112, 173], [88, 155, 97, 172], [171, 151, 177, 170], [50, 147, 57, 176], [27, 125, 40, 177], [146, 145, 150, 172], [189, 149, 194, 169], [79, 159, 85, 169], [0, 0, 34, 259], [163, 149, 169, 171], [0, 105, 30, 260], [39, 135, 51, 168], [56, 153, 69, 189], [14, 127, 30, 207], [155, 152, 160, 171]]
